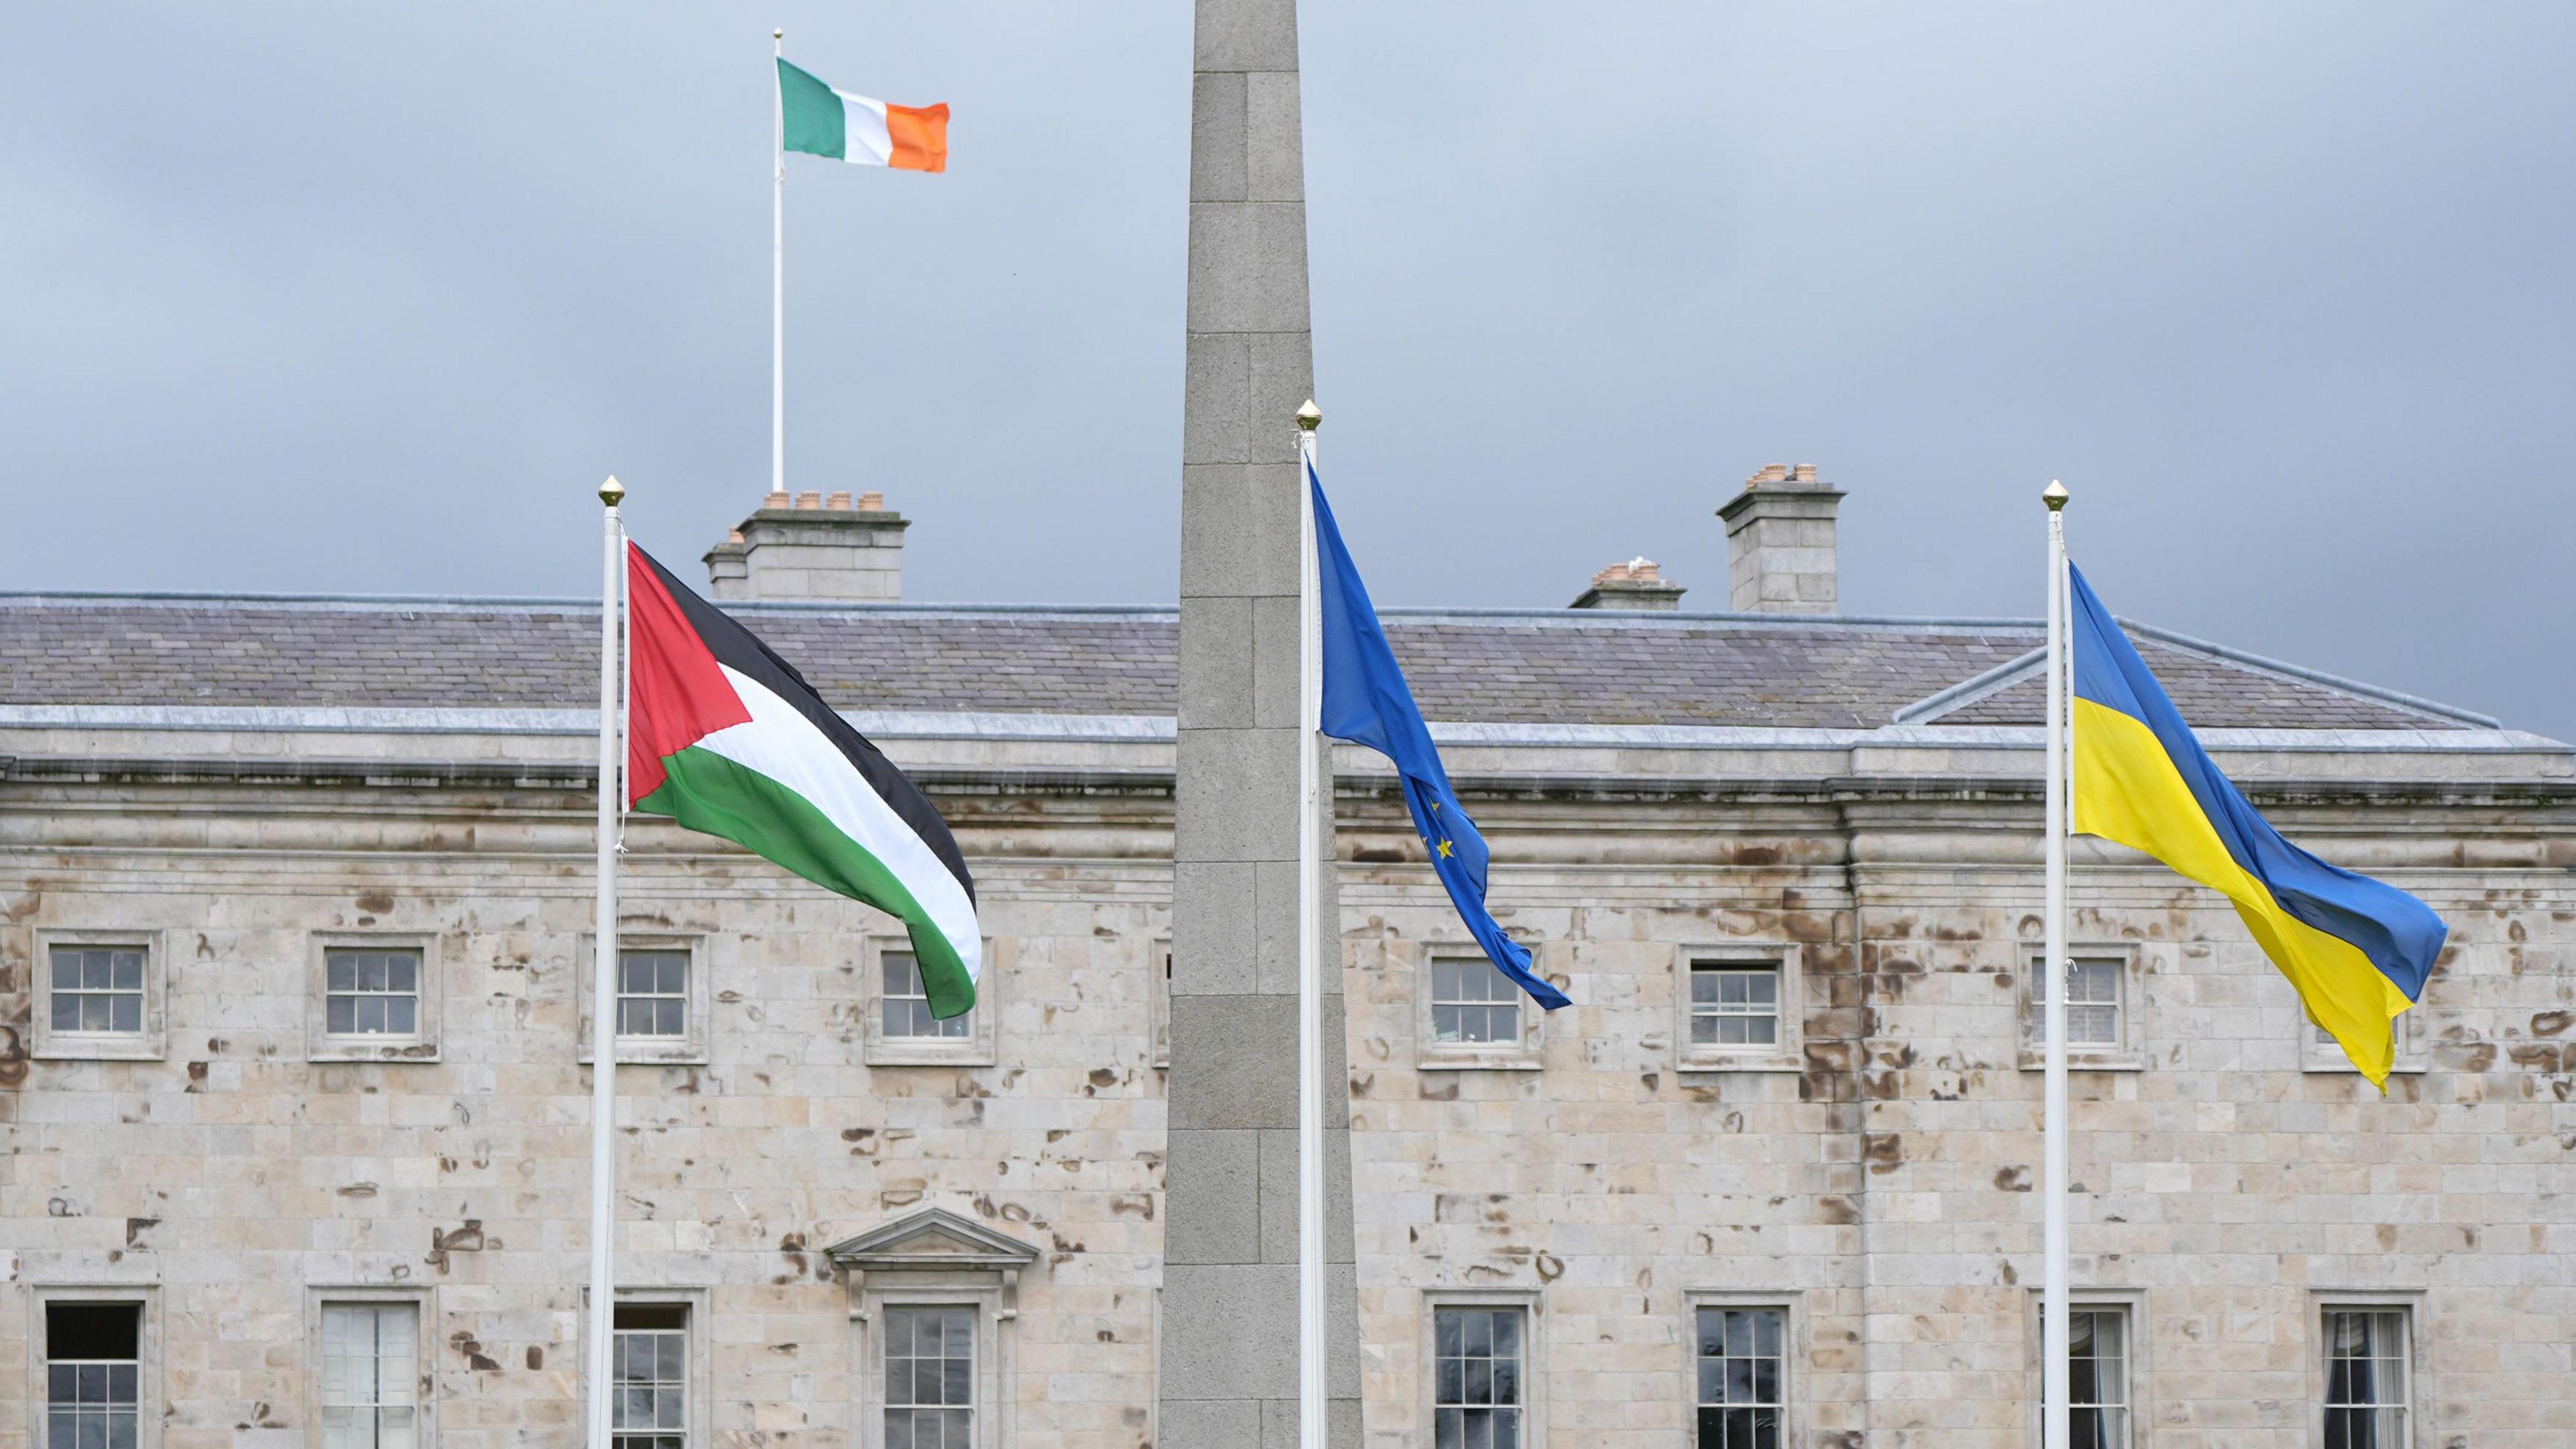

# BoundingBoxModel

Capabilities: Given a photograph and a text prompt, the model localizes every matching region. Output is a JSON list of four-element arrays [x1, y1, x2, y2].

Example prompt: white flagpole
[[771, 28, 787, 505], [2041, 478, 2071, 1449], [586, 476, 628, 1449], [1293, 398, 1327, 1449]]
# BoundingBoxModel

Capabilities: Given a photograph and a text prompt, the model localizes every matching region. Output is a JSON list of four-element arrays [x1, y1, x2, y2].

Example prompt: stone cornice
[[9, 754, 2575, 821]]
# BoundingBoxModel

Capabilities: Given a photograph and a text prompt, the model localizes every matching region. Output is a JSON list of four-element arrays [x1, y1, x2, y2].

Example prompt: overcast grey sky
[[4, 5, 2571, 737]]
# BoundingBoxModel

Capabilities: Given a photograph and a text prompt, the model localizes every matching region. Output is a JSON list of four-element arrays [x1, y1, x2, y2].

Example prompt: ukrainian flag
[[2068, 566, 2445, 1085]]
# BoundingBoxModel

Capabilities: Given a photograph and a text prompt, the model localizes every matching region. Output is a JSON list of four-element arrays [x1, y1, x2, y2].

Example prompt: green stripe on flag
[[778, 58, 847, 160], [637, 743, 976, 1018]]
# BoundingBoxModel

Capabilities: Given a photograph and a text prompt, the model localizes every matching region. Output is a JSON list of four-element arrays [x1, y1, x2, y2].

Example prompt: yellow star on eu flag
[[1436, 839, 1455, 859]]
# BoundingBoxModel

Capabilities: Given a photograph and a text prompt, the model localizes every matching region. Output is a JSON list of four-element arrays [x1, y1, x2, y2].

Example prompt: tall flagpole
[[2041, 478, 2072, 1449], [771, 28, 786, 504], [586, 476, 627, 1449], [1293, 398, 1327, 1449]]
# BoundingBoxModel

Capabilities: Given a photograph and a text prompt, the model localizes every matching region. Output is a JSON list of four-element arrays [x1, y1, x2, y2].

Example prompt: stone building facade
[[5, 476, 2573, 1449]]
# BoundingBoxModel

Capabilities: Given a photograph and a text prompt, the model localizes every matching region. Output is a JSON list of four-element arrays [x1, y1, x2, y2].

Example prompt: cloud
[[1, 2, 2567, 735]]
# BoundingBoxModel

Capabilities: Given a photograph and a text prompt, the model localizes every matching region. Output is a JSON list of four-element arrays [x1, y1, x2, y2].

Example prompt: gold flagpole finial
[[2042, 479, 2068, 512], [599, 475, 626, 508], [1295, 398, 1322, 431]]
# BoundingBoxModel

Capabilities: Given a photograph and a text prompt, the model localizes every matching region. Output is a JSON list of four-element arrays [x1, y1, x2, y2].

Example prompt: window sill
[[33, 1037, 165, 1062], [1418, 1049, 1546, 1072], [1674, 1056, 1803, 1074], [866, 1046, 999, 1069], [578, 1041, 710, 1067], [2016, 1055, 2145, 1073], [2303, 1060, 2426, 1075], [311, 1039, 441, 1063]]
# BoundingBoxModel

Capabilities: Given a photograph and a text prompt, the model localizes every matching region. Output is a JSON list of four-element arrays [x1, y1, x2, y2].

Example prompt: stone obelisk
[[1160, 0, 1360, 1444]]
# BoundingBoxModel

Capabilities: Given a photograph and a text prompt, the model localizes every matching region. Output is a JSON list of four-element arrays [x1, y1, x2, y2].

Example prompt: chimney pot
[[710, 492, 910, 602], [1717, 463, 1845, 614], [1570, 555, 1686, 611]]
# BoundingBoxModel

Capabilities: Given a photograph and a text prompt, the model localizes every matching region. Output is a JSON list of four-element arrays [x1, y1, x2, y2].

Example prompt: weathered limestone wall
[[1339, 785, 2576, 1449], [3, 753, 2571, 1449], [0, 784, 1171, 1449]]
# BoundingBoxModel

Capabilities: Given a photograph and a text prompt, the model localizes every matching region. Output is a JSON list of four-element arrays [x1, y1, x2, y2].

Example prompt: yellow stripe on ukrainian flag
[[2068, 566, 2445, 1087]]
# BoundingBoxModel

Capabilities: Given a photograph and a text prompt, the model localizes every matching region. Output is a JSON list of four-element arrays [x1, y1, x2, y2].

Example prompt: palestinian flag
[[625, 544, 979, 1016]]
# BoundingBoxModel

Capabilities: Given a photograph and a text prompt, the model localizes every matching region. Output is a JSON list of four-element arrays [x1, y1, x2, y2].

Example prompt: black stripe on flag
[[632, 548, 977, 908]]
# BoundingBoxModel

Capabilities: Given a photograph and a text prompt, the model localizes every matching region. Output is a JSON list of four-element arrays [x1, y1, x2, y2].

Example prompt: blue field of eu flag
[[1309, 460, 1570, 1011]]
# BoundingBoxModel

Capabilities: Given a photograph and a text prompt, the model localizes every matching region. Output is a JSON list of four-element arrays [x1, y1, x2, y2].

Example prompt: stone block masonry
[[1165, 0, 1362, 1443]]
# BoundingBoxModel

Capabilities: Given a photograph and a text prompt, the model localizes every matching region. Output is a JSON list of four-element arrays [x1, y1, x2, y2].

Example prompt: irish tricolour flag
[[625, 545, 980, 1016], [779, 58, 948, 172]]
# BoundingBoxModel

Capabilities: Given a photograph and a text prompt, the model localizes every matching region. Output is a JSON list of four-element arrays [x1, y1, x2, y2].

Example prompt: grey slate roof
[[1939, 645, 2469, 731], [0, 594, 2483, 732]]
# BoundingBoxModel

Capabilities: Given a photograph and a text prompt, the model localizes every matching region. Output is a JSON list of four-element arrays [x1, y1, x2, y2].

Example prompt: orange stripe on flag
[[885, 103, 948, 172]]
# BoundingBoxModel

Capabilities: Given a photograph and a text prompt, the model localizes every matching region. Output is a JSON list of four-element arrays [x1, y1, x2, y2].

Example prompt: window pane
[[110, 953, 143, 991], [327, 954, 358, 991], [386, 954, 417, 994], [52, 951, 83, 989], [81, 996, 113, 1032], [109, 997, 142, 1034], [2068, 959, 2116, 1003], [1435, 1305, 1524, 1448], [1693, 966, 1781, 1053], [1696, 1306, 1787, 1428], [387, 998, 416, 1036], [53, 995, 82, 1032], [328, 996, 356, 1034]]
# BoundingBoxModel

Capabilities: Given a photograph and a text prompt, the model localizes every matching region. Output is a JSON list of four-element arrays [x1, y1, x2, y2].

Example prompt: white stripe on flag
[[696, 666, 981, 980], [839, 91, 895, 166]]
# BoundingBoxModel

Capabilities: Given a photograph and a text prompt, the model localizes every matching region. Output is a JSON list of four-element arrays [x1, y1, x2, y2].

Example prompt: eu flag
[[1310, 460, 1570, 1010]]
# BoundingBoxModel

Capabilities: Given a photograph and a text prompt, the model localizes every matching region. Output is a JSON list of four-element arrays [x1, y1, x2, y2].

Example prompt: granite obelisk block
[[1161, 0, 1361, 1444]]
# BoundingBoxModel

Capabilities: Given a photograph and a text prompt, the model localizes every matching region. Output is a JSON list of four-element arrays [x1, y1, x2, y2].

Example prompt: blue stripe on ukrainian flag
[[2066, 565, 2445, 1086]]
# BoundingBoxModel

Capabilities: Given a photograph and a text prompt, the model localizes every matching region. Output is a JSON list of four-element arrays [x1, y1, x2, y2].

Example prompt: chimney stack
[[1569, 557, 1686, 611], [1717, 463, 1842, 614], [704, 489, 908, 601]]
